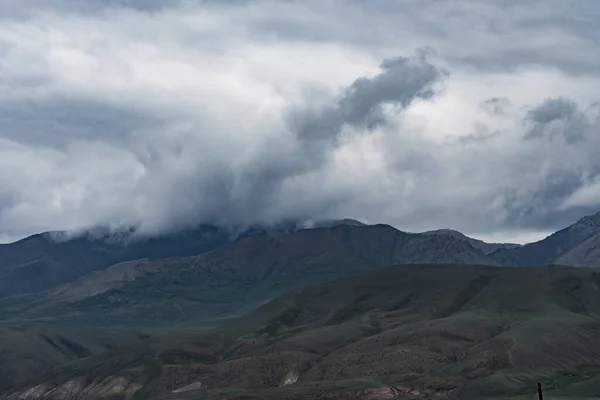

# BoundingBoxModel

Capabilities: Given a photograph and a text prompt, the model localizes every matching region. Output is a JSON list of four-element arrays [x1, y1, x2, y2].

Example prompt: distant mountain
[[555, 232, 600, 268], [489, 210, 600, 267], [311, 218, 366, 228], [2, 209, 600, 301], [0, 219, 369, 299], [8, 264, 600, 400], [422, 229, 521, 254], [1, 224, 498, 325], [0, 224, 235, 298]]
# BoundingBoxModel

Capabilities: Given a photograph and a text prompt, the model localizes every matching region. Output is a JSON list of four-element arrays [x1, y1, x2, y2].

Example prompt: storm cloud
[[1, 0, 600, 243]]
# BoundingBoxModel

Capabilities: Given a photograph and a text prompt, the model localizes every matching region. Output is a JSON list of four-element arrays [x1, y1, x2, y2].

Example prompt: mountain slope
[[0, 324, 153, 392], [8, 264, 600, 400], [1, 224, 498, 325], [0, 225, 235, 298], [422, 229, 521, 255], [555, 232, 600, 268], [489, 211, 600, 266], [0, 219, 369, 299]]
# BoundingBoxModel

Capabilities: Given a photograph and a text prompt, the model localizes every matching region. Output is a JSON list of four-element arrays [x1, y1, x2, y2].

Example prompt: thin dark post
[[537, 382, 543, 400]]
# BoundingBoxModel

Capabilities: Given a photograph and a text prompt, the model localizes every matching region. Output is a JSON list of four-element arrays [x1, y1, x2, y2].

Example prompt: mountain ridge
[[0, 220, 355, 299], [488, 210, 600, 267], [0, 224, 498, 325], [2, 210, 600, 303], [422, 229, 521, 255]]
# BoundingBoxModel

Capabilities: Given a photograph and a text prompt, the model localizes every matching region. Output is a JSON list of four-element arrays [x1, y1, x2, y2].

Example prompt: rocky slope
[[489, 211, 600, 266], [0, 225, 234, 298], [422, 229, 521, 255], [555, 232, 600, 268]]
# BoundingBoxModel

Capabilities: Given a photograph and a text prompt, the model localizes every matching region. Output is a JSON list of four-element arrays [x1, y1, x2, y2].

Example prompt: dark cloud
[[481, 97, 512, 115], [524, 97, 589, 143], [176, 54, 445, 229], [0, 97, 163, 149], [0, 0, 185, 18], [289, 54, 444, 168]]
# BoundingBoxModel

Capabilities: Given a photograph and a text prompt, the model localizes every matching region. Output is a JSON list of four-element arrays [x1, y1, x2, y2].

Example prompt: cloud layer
[[1, 0, 600, 243]]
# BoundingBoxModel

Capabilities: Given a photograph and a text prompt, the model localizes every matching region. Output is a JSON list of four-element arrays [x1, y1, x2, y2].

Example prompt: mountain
[[3, 209, 600, 302], [0, 225, 236, 298], [555, 232, 600, 268], [422, 229, 521, 255], [0, 219, 370, 299], [489, 211, 600, 266], [7, 264, 600, 400], [0, 224, 498, 325], [3, 210, 600, 326]]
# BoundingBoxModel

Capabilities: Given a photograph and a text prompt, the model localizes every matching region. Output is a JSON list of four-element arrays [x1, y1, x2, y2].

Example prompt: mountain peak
[[423, 229, 468, 238], [423, 228, 520, 255], [575, 210, 600, 228]]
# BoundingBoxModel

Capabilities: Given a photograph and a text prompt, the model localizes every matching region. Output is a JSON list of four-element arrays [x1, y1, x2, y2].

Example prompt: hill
[[7, 264, 600, 400], [0, 224, 498, 325], [0, 324, 153, 392]]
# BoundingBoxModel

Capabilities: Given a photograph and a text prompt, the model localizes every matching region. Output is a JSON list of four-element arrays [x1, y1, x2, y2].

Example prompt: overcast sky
[[1, 0, 600, 243]]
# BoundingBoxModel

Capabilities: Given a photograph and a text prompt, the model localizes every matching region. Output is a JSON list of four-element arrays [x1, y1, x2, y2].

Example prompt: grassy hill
[[8, 264, 600, 400], [0, 324, 155, 392]]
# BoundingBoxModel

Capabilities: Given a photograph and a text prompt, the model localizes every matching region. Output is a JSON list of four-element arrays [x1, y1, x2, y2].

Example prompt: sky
[[1, 0, 600, 244]]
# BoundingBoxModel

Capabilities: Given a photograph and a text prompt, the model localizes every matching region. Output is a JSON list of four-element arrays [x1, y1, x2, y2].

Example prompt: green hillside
[[8, 264, 600, 400]]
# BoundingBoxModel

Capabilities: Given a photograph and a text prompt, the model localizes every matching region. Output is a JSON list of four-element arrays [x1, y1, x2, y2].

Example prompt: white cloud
[[0, 0, 599, 242]]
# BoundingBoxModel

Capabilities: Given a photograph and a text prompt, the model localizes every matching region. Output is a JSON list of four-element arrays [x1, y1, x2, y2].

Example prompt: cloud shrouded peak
[[1, 0, 600, 243]]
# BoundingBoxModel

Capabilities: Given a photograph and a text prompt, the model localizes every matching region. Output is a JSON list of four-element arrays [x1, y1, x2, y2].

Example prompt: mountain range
[[2, 211, 600, 303], [0, 212, 600, 327], [0, 223, 497, 325], [2, 211, 600, 399]]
